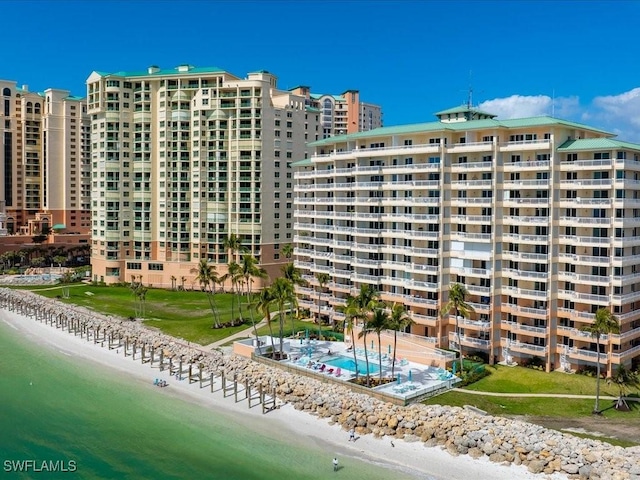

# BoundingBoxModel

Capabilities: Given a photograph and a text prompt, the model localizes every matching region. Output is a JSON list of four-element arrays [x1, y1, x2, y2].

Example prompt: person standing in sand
[[348, 428, 355, 442]]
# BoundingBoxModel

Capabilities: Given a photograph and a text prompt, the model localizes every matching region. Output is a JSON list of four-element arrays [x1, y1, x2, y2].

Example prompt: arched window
[[26, 102, 33, 114], [34, 102, 41, 114], [3, 88, 10, 116]]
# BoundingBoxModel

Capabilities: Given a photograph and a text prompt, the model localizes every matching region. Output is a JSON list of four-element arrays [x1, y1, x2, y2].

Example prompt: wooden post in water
[[178, 358, 183, 380], [210, 373, 214, 392], [199, 365, 203, 388], [188, 364, 193, 383], [159, 349, 164, 371], [141, 344, 146, 363], [168, 357, 173, 375], [150, 346, 154, 366]]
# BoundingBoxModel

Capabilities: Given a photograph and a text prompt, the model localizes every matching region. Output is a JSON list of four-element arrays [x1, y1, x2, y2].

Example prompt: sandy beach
[[1, 308, 567, 480]]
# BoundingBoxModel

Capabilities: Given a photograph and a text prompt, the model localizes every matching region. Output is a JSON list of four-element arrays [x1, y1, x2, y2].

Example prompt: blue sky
[[3, 0, 640, 140]]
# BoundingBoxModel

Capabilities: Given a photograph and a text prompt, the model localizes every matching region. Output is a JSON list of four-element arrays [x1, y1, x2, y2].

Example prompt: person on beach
[[348, 428, 355, 442], [333, 457, 338, 471]]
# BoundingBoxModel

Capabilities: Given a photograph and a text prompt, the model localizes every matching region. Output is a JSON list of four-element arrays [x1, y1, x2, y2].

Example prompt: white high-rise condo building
[[294, 105, 640, 374], [87, 65, 324, 286], [0, 81, 91, 235]]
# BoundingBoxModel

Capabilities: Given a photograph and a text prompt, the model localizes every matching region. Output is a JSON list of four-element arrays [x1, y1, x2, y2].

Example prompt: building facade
[[289, 87, 382, 138], [294, 105, 640, 373], [0, 81, 91, 235], [87, 65, 323, 286]]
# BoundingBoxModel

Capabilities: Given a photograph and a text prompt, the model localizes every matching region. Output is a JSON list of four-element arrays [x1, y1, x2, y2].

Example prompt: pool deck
[[287, 339, 460, 402]]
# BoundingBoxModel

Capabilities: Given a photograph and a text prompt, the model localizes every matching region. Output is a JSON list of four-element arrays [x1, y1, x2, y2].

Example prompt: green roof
[[557, 138, 640, 151], [99, 66, 225, 78], [291, 158, 313, 167], [434, 105, 496, 118], [309, 93, 345, 101], [305, 106, 320, 113], [308, 115, 615, 148]]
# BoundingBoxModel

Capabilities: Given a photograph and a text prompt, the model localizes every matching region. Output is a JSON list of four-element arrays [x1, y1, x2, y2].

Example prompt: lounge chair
[[318, 364, 326, 373], [334, 367, 341, 377], [326, 368, 334, 375]]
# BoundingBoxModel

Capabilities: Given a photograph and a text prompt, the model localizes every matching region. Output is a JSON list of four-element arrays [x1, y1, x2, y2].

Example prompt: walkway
[[452, 388, 639, 402]]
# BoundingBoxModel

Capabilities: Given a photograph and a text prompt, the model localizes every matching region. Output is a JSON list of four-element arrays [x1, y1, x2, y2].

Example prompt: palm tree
[[240, 254, 268, 348], [170, 275, 177, 291], [369, 307, 390, 382], [257, 287, 277, 355], [281, 243, 294, 260], [338, 294, 361, 381], [281, 262, 307, 332], [224, 233, 245, 263], [440, 283, 475, 376], [223, 262, 242, 323], [353, 284, 380, 387], [130, 275, 147, 318], [191, 259, 221, 328], [581, 307, 620, 413], [59, 271, 74, 299], [315, 272, 331, 330], [607, 363, 640, 411], [269, 277, 296, 360], [388, 303, 414, 380]]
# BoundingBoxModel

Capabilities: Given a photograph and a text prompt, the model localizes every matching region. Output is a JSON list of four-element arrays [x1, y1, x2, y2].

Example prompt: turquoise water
[[0, 315, 424, 480], [322, 356, 380, 375]]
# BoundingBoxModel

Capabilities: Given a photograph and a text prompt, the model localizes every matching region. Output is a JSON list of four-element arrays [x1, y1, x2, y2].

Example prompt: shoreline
[[0, 299, 566, 480]]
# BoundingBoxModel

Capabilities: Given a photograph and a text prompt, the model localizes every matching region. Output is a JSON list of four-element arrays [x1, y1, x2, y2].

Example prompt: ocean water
[[0, 316, 422, 480]]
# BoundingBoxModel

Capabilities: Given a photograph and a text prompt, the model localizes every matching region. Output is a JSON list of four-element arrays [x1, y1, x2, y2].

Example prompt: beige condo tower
[[294, 105, 640, 374], [87, 65, 381, 288], [0, 81, 91, 235]]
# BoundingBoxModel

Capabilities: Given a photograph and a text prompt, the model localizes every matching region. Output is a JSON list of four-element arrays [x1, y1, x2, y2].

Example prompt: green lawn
[[425, 365, 640, 421], [23, 283, 261, 345], [464, 364, 621, 396]]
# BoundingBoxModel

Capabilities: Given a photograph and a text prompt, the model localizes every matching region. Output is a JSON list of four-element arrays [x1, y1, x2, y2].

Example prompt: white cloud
[[478, 91, 640, 143], [583, 88, 640, 142], [478, 95, 580, 120]]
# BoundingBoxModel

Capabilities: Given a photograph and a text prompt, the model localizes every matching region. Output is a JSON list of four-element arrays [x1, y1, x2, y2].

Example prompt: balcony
[[507, 339, 547, 355], [559, 179, 613, 188], [502, 179, 550, 189], [559, 158, 612, 170], [449, 161, 492, 172], [501, 285, 547, 299], [502, 321, 547, 336], [503, 303, 547, 318], [502, 160, 550, 170], [449, 197, 492, 206], [449, 332, 490, 349]]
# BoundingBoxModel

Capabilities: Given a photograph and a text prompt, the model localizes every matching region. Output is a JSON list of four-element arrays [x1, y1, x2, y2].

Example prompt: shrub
[[460, 367, 490, 387]]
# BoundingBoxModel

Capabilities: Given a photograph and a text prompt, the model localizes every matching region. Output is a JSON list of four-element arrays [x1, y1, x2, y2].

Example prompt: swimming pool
[[322, 355, 380, 375]]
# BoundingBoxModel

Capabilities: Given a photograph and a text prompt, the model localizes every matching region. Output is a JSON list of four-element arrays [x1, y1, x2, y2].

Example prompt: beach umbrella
[[408, 370, 412, 382]]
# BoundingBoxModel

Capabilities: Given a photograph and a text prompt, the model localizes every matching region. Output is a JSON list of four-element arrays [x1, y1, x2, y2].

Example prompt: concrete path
[[203, 318, 267, 350], [452, 388, 640, 402]]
